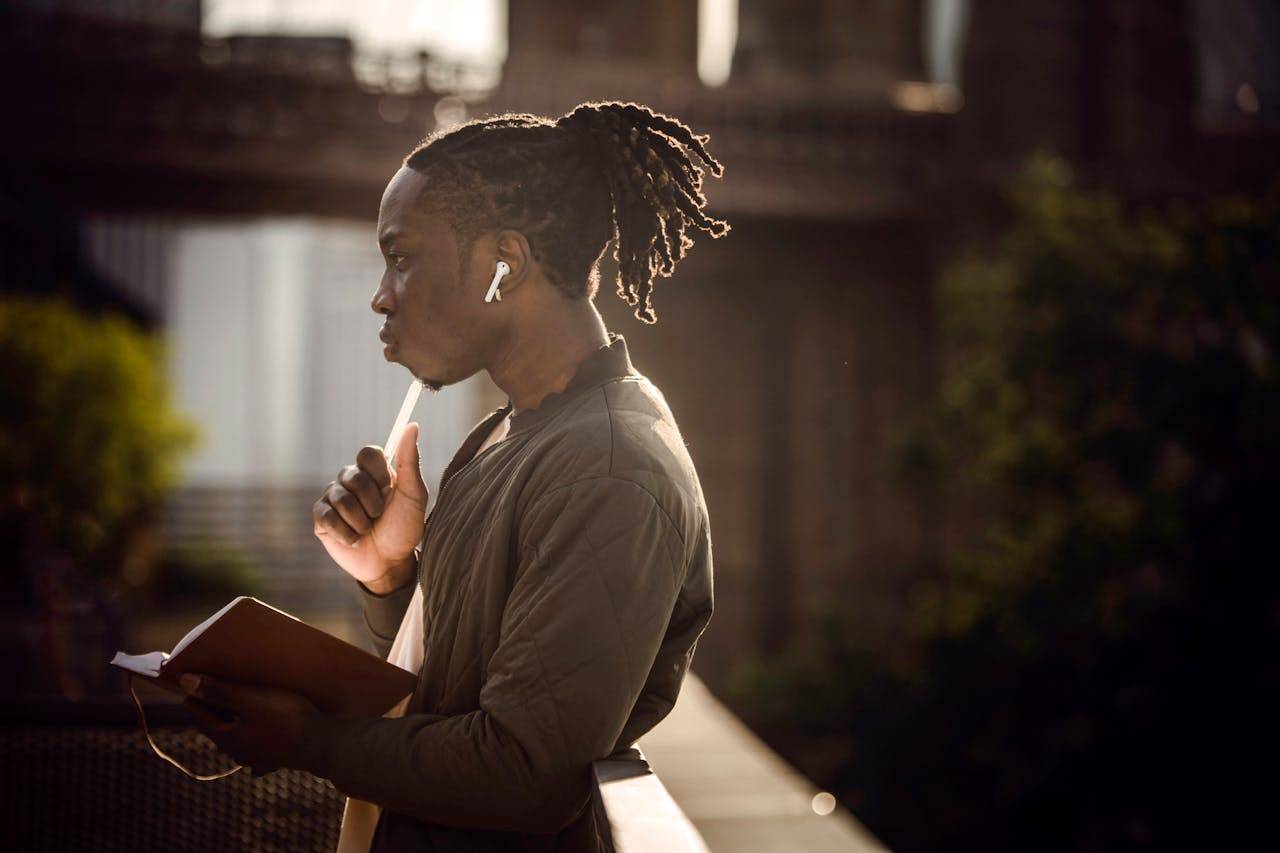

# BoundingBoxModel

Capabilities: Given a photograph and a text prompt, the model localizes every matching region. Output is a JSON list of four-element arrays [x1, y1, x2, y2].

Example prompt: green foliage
[[727, 603, 896, 734], [904, 153, 1278, 647], [0, 297, 198, 575], [150, 539, 266, 604], [728, 154, 1280, 851]]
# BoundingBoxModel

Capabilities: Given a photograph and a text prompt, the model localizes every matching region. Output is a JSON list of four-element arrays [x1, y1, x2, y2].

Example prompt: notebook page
[[110, 650, 169, 678], [168, 596, 249, 660]]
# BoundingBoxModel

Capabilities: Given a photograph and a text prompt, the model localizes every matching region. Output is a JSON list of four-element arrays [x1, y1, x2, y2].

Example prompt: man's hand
[[313, 422, 428, 590], [180, 673, 320, 777]]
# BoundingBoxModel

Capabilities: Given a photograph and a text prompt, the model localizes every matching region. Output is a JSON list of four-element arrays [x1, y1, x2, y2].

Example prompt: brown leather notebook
[[110, 596, 416, 718]]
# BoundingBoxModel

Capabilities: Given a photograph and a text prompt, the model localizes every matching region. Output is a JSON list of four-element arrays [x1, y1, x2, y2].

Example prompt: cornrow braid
[[401, 100, 729, 324]]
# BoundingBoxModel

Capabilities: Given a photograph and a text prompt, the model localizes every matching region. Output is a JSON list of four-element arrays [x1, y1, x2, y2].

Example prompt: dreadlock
[[401, 100, 730, 324]]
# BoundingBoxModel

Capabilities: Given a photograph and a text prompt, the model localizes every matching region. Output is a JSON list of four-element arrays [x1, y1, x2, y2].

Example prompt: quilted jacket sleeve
[[355, 575, 416, 661], [356, 537, 425, 660], [297, 475, 688, 834]]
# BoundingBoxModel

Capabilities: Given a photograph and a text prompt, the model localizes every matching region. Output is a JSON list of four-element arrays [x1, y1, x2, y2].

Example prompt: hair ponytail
[[557, 101, 730, 323]]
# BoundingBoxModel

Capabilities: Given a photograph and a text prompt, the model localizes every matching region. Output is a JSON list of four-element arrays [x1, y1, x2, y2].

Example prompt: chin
[[400, 351, 448, 392], [408, 364, 445, 391]]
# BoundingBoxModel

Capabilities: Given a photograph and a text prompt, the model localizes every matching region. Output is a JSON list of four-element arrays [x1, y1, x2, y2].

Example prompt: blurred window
[[925, 0, 970, 88], [1190, 0, 1280, 124]]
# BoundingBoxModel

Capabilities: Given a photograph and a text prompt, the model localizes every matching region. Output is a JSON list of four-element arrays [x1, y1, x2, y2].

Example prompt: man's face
[[372, 165, 494, 390]]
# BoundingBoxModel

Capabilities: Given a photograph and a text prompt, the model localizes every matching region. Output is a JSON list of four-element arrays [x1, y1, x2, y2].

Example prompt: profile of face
[[372, 165, 500, 391]]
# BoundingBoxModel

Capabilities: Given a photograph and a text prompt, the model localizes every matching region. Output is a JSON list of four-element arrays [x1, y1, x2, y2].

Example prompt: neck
[[489, 300, 610, 417]]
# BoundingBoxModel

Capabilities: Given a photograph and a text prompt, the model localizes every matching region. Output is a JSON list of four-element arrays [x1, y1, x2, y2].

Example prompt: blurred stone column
[[959, 0, 1197, 195], [733, 0, 927, 98]]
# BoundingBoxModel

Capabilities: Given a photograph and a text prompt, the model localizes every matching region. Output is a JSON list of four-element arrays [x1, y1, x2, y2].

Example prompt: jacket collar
[[437, 333, 635, 494], [505, 331, 636, 436]]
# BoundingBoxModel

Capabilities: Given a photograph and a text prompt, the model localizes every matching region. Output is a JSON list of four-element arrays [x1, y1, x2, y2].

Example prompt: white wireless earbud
[[484, 261, 511, 303]]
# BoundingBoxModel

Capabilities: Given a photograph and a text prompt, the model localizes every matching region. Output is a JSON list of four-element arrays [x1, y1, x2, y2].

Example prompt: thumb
[[393, 422, 427, 502]]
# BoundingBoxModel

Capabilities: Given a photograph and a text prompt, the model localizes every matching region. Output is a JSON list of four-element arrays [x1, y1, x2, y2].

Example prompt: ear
[[493, 229, 535, 294]]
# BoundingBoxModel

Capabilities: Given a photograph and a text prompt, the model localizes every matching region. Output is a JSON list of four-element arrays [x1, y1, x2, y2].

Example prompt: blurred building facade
[[1, 4, 495, 611], [2, 0, 1277, 674]]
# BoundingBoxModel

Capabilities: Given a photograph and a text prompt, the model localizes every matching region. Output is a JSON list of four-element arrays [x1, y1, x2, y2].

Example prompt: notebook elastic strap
[[128, 673, 243, 781]]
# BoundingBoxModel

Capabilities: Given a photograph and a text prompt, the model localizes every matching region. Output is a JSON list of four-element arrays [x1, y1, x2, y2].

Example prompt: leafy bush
[[0, 297, 198, 578], [728, 154, 1280, 851], [150, 539, 266, 604]]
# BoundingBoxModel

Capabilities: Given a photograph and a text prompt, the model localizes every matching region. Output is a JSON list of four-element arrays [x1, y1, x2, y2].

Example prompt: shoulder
[[519, 375, 708, 540]]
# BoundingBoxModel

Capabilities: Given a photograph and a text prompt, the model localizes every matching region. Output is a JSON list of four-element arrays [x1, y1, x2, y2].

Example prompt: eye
[[388, 252, 408, 271]]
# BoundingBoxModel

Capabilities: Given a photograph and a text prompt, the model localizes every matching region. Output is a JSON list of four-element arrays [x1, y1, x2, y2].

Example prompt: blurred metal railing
[[0, 701, 342, 851], [0, 701, 706, 851]]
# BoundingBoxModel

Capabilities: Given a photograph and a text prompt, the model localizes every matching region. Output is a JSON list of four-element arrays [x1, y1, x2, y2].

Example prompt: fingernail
[[180, 674, 201, 694]]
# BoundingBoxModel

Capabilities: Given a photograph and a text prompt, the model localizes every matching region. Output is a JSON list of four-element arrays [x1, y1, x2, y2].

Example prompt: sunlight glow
[[202, 0, 506, 65], [811, 792, 837, 816], [698, 0, 738, 87]]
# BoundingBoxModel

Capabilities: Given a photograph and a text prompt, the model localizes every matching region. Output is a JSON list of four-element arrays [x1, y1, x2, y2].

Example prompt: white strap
[[128, 673, 243, 781]]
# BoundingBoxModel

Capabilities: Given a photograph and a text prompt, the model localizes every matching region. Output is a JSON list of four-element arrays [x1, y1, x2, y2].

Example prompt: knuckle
[[332, 489, 359, 515], [330, 491, 370, 534], [342, 468, 373, 497], [356, 445, 388, 472]]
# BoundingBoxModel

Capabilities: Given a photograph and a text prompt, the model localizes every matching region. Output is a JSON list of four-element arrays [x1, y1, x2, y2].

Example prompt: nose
[[371, 272, 396, 315]]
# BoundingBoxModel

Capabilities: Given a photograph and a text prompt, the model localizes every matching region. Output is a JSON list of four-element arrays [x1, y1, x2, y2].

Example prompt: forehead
[[377, 165, 451, 244]]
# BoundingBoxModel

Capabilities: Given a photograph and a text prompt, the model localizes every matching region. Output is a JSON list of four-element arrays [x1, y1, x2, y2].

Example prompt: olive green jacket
[[298, 332, 714, 851]]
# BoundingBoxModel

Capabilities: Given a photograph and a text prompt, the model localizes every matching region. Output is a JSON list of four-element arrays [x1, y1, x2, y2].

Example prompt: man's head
[[371, 100, 730, 388]]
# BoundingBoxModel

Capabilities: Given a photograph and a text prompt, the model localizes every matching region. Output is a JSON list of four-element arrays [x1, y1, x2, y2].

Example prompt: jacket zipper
[[421, 410, 513, 540]]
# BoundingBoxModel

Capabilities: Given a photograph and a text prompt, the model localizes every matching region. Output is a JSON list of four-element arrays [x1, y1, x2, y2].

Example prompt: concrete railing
[[591, 746, 709, 853]]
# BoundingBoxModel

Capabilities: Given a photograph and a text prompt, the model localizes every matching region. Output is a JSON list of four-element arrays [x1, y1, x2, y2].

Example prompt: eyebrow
[[378, 229, 404, 251]]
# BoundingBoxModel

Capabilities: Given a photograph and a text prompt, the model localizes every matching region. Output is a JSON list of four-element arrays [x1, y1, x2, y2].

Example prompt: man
[[182, 100, 728, 850]]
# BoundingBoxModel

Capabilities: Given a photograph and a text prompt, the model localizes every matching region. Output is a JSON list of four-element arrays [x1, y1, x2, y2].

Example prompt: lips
[[379, 327, 400, 362]]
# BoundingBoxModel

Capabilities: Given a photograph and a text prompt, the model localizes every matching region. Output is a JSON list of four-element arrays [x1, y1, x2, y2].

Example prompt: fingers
[[182, 678, 298, 776], [314, 447, 396, 549], [181, 673, 316, 716], [356, 445, 393, 494], [184, 696, 236, 732], [313, 434, 427, 549], [392, 423, 428, 507], [339, 463, 385, 519], [329, 483, 373, 537], [312, 485, 363, 547], [395, 422, 419, 473], [180, 673, 253, 714]]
